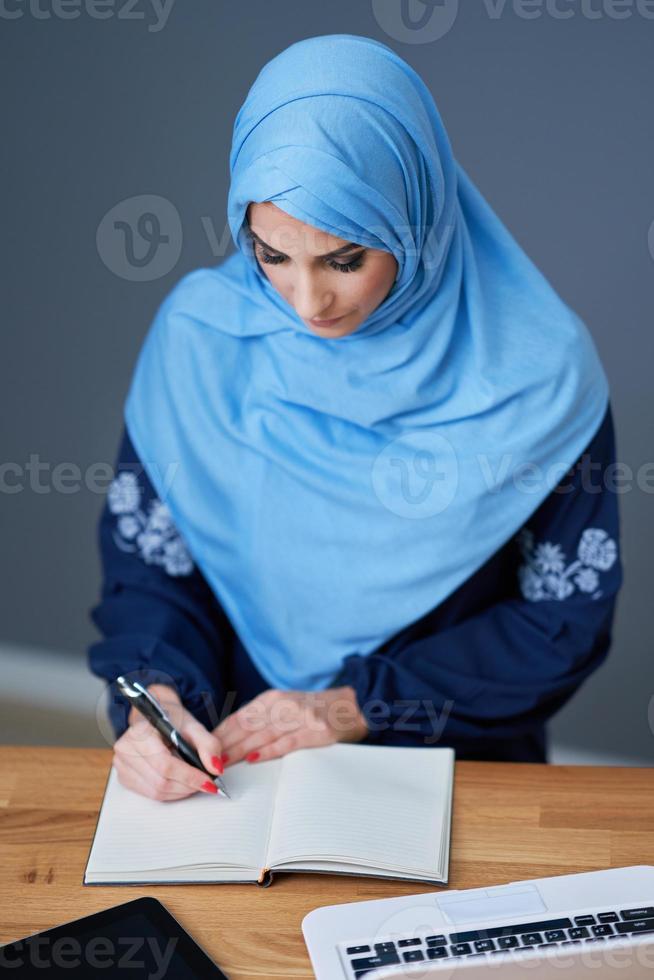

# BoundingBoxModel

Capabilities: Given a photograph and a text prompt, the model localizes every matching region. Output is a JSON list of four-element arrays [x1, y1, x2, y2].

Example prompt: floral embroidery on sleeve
[[517, 527, 617, 602], [107, 471, 194, 577]]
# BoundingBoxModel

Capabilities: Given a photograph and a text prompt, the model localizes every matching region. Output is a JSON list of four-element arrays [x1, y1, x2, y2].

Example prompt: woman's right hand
[[112, 683, 226, 801]]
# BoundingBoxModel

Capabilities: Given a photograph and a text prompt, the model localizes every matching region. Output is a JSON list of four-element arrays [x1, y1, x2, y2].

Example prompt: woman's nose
[[292, 270, 334, 322]]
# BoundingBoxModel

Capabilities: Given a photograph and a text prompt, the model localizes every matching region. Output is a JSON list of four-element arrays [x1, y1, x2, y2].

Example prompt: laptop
[[302, 865, 654, 978]]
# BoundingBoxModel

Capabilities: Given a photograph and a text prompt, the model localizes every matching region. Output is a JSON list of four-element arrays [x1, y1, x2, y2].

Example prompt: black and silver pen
[[115, 675, 230, 798]]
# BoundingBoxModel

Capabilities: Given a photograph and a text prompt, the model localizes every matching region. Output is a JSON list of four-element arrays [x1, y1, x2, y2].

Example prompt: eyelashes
[[254, 244, 365, 274]]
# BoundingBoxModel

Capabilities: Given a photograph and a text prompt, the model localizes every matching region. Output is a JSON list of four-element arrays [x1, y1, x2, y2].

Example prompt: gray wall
[[2, 0, 653, 761]]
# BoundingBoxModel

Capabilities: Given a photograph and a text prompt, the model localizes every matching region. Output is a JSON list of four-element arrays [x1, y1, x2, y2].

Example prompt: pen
[[115, 675, 231, 799]]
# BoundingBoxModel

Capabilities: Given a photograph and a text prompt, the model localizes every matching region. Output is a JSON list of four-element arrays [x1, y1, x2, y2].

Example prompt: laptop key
[[521, 933, 543, 945], [545, 930, 566, 941], [598, 913, 619, 923], [574, 915, 596, 926], [374, 942, 397, 955], [350, 952, 400, 971], [615, 918, 654, 934], [568, 927, 590, 939], [593, 924, 614, 936], [426, 946, 448, 959], [475, 940, 495, 951], [498, 936, 519, 948], [425, 935, 447, 946], [346, 945, 371, 955], [450, 943, 472, 956], [398, 938, 421, 948], [620, 908, 654, 920], [402, 950, 425, 962]]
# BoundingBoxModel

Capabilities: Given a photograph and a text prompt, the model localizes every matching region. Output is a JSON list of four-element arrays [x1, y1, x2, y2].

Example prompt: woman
[[88, 34, 622, 801]]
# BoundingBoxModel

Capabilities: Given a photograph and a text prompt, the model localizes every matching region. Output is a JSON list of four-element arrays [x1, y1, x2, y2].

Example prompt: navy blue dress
[[87, 402, 622, 762]]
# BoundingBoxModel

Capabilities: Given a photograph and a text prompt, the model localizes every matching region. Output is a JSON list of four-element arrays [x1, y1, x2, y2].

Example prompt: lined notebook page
[[266, 744, 453, 873], [86, 759, 281, 879]]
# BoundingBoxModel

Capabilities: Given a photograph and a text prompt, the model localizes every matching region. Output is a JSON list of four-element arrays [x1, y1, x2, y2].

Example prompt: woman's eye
[[258, 248, 285, 265], [256, 246, 365, 273], [326, 254, 365, 273]]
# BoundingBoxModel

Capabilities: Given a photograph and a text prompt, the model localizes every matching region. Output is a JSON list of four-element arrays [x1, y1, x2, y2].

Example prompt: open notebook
[[84, 743, 454, 887]]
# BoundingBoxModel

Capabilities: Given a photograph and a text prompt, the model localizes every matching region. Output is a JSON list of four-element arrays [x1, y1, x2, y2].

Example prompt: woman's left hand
[[212, 686, 369, 765]]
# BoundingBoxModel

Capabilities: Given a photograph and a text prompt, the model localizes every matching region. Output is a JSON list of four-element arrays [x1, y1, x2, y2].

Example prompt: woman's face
[[246, 202, 398, 339]]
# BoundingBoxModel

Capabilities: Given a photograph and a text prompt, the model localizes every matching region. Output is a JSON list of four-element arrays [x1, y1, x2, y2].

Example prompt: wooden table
[[1, 747, 652, 978]]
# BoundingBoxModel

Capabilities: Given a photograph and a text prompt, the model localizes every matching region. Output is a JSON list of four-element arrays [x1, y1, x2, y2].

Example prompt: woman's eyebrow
[[247, 228, 363, 259]]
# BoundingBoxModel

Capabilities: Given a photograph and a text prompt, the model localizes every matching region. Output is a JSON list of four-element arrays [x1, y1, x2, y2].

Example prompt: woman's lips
[[309, 314, 346, 327]]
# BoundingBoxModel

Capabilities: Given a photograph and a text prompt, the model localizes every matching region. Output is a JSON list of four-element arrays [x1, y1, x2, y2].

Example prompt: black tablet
[[0, 897, 228, 977]]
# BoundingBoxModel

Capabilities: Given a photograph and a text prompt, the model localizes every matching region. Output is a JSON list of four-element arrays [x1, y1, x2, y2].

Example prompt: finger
[[251, 726, 335, 763], [115, 718, 173, 766], [116, 738, 204, 796], [214, 710, 260, 750], [249, 732, 305, 762], [214, 728, 284, 766], [113, 753, 193, 802], [179, 716, 225, 776], [120, 706, 223, 781], [145, 741, 220, 795], [117, 724, 219, 796], [123, 721, 179, 769], [214, 692, 276, 750]]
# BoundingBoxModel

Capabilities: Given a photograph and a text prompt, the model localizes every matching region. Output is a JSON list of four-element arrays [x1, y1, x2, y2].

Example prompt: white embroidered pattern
[[517, 527, 617, 602], [107, 471, 194, 577]]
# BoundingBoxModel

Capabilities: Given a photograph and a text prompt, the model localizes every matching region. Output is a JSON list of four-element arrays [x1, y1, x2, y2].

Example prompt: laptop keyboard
[[339, 904, 654, 977]]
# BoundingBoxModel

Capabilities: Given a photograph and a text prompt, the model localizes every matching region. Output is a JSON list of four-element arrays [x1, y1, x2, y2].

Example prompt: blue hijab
[[125, 34, 609, 690]]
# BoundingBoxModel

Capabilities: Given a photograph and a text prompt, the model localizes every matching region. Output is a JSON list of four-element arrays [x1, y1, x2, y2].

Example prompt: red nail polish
[[220, 752, 229, 764], [211, 755, 224, 775], [246, 751, 260, 763], [201, 780, 218, 794]]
